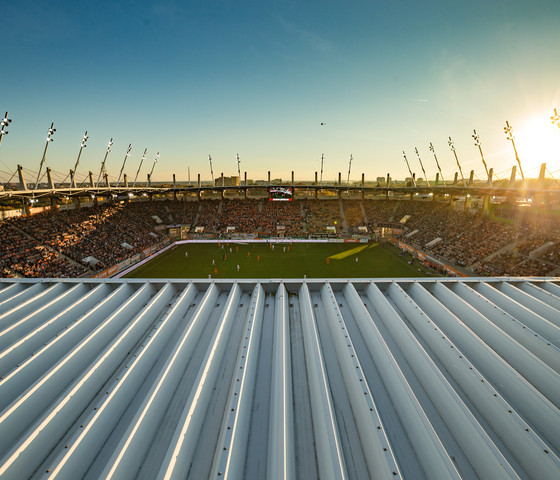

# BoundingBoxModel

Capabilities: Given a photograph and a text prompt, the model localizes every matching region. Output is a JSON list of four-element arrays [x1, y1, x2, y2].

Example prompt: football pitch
[[124, 241, 434, 279]]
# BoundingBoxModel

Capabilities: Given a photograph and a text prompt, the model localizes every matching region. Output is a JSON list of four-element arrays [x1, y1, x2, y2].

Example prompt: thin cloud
[[277, 16, 334, 55]]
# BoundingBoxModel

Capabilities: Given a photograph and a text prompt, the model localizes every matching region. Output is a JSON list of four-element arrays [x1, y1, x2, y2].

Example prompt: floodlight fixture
[[429, 142, 446, 186], [472, 130, 481, 147], [504, 121, 524, 180], [47, 125, 56, 142], [34, 122, 56, 190], [80, 131, 89, 148], [448, 136, 466, 186], [552, 108, 560, 129], [472, 129, 490, 178], [504, 121, 514, 141], [0, 111, 12, 147]]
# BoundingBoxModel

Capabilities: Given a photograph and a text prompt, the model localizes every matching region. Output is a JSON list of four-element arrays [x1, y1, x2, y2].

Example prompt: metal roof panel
[[0, 278, 559, 479]]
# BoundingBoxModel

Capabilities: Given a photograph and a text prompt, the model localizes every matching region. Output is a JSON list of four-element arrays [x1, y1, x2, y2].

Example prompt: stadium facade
[[1, 277, 559, 479]]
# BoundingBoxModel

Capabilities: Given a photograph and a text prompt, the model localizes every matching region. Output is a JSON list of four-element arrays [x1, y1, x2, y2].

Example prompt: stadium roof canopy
[[1, 277, 559, 479]]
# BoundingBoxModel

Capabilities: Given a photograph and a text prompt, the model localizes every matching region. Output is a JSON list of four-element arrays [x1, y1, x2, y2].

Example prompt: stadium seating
[[1, 197, 559, 278]]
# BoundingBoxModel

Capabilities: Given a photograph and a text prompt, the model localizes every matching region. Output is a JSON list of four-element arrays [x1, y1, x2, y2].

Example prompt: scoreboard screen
[[269, 187, 293, 201]]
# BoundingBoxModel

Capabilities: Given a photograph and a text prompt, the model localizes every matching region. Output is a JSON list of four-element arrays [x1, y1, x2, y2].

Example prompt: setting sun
[[514, 116, 560, 176]]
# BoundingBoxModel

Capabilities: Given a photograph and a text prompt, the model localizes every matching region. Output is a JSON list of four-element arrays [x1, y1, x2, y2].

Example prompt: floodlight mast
[[132, 148, 147, 187], [320, 153, 324, 185], [117, 144, 132, 186], [149, 152, 159, 178], [236, 153, 241, 185], [472, 129, 490, 181], [0, 111, 12, 147], [504, 121, 524, 180], [448, 137, 466, 186], [34, 122, 56, 190], [415, 147, 430, 187], [208, 154, 214, 184], [347, 154, 352, 185], [96, 138, 113, 188], [429, 142, 446, 186], [402, 151, 416, 186], [72, 131, 89, 186]]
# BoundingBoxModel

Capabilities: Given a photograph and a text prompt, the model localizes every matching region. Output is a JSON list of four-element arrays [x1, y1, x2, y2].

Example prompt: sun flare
[[514, 116, 560, 176]]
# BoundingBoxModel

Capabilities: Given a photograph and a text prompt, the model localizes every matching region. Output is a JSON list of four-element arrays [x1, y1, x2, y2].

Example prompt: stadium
[[2, 183, 560, 279], [2, 152, 560, 478], [2, 101, 560, 478], [2, 2, 560, 475]]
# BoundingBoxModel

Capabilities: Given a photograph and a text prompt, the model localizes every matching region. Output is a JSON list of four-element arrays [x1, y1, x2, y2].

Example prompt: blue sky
[[2, 0, 560, 184]]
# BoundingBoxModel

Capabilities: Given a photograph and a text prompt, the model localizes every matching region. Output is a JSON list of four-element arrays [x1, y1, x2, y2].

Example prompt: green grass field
[[124, 241, 433, 279]]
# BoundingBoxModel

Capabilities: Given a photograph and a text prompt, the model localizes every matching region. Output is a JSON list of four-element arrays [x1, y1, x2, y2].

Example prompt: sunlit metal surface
[[0, 277, 559, 479]]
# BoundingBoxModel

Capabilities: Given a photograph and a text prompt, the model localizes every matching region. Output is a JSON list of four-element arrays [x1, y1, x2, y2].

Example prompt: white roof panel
[[0, 277, 559, 479]]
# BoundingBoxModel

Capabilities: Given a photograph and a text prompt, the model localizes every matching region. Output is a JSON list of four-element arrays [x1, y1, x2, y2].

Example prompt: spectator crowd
[[1, 197, 560, 278]]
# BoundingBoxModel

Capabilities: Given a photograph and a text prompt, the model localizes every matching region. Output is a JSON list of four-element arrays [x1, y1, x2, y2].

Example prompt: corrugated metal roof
[[0, 277, 559, 480]]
